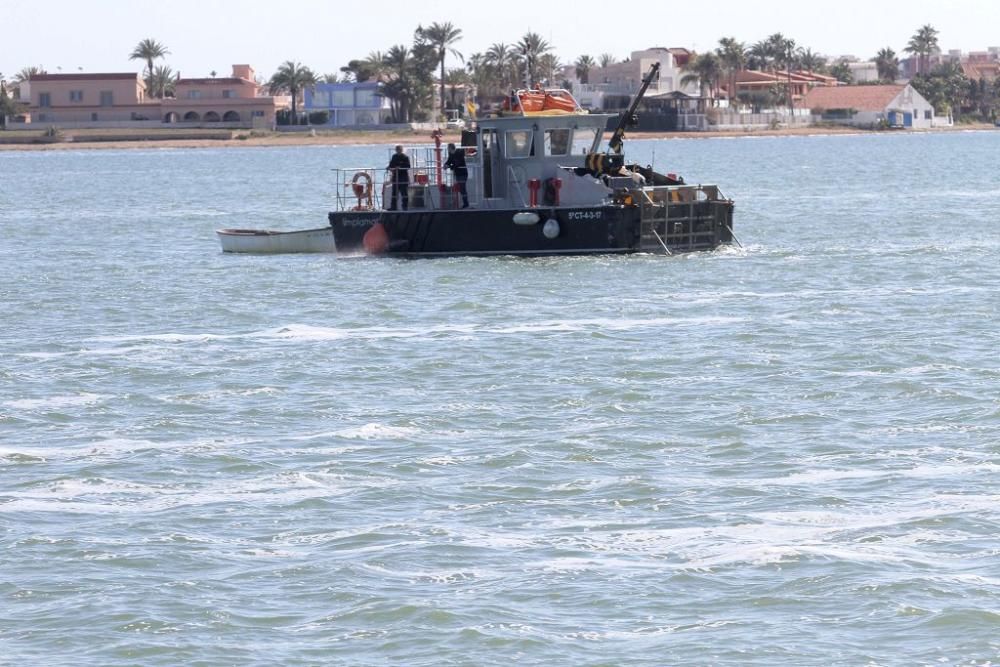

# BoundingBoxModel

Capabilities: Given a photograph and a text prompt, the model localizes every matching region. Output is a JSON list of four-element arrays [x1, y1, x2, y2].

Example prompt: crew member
[[387, 145, 410, 211], [444, 143, 469, 209]]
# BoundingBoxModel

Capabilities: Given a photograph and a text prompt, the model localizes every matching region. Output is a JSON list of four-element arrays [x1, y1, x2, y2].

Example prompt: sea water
[[1, 132, 998, 665]]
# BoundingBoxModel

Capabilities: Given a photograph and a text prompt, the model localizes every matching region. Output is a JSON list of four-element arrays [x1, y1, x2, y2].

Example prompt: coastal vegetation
[[129, 38, 170, 99], [6, 22, 1000, 129]]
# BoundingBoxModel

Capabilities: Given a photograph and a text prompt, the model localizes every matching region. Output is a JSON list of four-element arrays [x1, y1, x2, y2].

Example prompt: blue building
[[303, 82, 390, 126]]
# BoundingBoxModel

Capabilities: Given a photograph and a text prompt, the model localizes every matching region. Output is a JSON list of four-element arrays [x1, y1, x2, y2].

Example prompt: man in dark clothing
[[444, 143, 469, 209], [387, 144, 410, 210]]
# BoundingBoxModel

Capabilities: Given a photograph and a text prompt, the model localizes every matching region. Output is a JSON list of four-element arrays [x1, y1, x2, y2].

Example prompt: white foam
[[4, 393, 109, 410]]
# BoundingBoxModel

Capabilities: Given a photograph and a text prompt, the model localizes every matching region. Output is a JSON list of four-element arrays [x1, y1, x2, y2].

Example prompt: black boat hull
[[329, 202, 732, 257]]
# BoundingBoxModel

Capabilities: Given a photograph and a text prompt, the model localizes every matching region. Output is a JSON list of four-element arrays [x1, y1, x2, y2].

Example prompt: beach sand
[[1, 123, 995, 151]]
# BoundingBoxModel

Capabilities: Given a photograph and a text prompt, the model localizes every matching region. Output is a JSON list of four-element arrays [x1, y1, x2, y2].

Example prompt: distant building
[[803, 83, 941, 128], [565, 48, 699, 111], [27, 72, 155, 124], [727, 70, 838, 109], [303, 81, 391, 126], [163, 65, 282, 127], [19, 65, 284, 128]]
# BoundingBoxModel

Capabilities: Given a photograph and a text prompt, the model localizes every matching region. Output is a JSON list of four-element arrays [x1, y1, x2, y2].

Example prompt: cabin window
[[506, 129, 533, 158], [544, 128, 571, 156], [571, 127, 599, 154]]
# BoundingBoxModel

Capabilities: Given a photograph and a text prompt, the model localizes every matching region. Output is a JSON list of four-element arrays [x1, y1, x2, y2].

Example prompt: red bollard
[[551, 178, 562, 206], [528, 179, 540, 207]]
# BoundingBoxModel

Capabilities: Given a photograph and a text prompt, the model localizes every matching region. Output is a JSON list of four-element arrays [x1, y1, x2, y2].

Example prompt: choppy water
[[2, 132, 999, 666]]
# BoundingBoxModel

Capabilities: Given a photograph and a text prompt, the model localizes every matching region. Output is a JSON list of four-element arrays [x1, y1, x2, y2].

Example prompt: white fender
[[513, 211, 540, 225], [542, 219, 560, 239]]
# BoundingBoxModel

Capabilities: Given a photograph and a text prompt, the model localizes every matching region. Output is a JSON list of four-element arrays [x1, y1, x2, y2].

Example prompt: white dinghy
[[216, 227, 337, 253]]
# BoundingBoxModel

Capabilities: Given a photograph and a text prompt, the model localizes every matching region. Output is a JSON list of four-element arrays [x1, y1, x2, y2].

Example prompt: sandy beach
[[0, 123, 995, 151]]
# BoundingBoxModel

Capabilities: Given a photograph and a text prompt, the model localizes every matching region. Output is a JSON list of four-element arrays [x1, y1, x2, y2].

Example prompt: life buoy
[[351, 171, 373, 210]]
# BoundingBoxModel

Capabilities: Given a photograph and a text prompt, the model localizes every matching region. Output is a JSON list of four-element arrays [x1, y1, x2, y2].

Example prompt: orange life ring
[[351, 171, 373, 210]]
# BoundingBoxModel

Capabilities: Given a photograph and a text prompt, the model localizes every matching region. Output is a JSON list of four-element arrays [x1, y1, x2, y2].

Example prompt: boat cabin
[[332, 106, 616, 213]]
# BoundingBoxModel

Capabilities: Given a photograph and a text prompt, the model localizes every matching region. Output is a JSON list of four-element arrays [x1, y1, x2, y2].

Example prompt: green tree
[[575, 55, 596, 85], [129, 38, 170, 97], [830, 59, 853, 84], [1, 81, 26, 126], [911, 61, 968, 116], [485, 43, 516, 92], [681, 52, 723, 105], [516, 32, 552, 86], [875, 48, 899, 83], [322, 73, 339, 84], [716, 38, 746, 108], [766, 33, 797, 114], [267, 61, 318, 124], [416, 22, 463, 116], [905, 24, 939, 76], [798, 48, 827, 73], [598, 53, 616, 68], [150, 65, 175, 98]]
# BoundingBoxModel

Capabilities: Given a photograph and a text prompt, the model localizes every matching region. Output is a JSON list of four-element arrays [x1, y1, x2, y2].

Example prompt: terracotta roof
[[962, 62, 1000, 80], [804, 84, 906, 111], [29, 73, 140, 82]]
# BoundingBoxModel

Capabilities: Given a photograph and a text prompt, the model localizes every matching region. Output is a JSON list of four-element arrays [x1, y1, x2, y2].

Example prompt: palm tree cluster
[[129, 38, 174, 98]]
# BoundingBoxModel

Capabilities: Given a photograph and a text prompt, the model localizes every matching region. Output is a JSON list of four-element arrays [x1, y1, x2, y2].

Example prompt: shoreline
[[1, 123, 996, 152]]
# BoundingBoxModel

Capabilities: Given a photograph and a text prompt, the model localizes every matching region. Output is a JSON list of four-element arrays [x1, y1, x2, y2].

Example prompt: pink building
[[28, 72, 157, 123], [163, 65, 280, 126], [23, 65, 283, 127]]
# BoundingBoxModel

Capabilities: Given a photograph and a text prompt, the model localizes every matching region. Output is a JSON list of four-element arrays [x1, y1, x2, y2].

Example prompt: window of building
[[355, 88, 376, 107], [222, 89, 234, 99], [544, 128, 571, 156], [506, 129, 534, 158], [333, 89, 354, 107], [311, 90, 331, 107], [100, 91, 113, 106], [69, 90, 84, 103], [39, 92, 51, 108], [187, 90, 202, 99], [924, 109, 932, 120], [91, 113, 99, 121]]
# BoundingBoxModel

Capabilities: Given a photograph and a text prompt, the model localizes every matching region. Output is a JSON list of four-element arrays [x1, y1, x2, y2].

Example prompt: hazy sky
[[3, 0, 999, 81]]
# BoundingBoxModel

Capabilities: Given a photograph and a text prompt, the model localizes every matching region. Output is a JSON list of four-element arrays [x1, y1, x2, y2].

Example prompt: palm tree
[[417, 22, 463, 117], [538, 54, 560, 86], [748, 40, 774, 72], [875, 48, 900, 83], [575, 55, 596, 85], [485, 43, 515, 91], [905, 24, 940, 75], [716, 38, 746, 108], [766, 34, 797, 114], [681, 52, 723, 105], [267, 61, 318, 124], [517, 32, 552, 86], [598, 53, 616, 68], [798, 48, 826, 74], [129, 38, 169, 97], [14, 66, 45, 84], [150, 65, 175, 98]]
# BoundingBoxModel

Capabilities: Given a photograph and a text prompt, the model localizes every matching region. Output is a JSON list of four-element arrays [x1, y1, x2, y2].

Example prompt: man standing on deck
[[387, 145, 410, 210], [444, 143, 470, 209]]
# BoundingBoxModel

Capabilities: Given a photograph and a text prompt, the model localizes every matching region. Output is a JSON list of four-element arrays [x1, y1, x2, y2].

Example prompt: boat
[[328, 63, 735, 258], [216, 227, 336, 253]]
